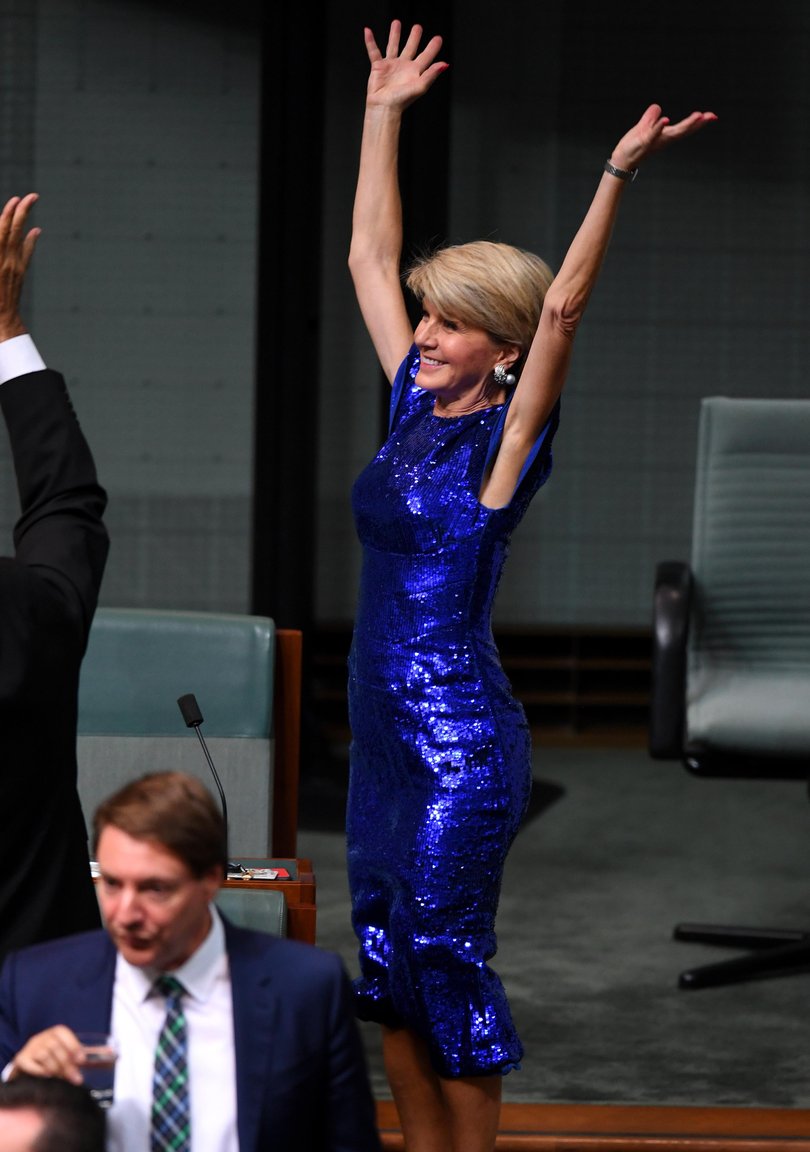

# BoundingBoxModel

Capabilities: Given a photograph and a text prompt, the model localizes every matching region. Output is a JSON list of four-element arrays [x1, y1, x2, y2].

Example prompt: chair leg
[[674, 923, 810, 989]]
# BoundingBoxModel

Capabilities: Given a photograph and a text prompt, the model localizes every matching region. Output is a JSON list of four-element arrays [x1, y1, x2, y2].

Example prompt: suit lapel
[[225, 919, 280, 1152], [71, 933, 117, 1032]]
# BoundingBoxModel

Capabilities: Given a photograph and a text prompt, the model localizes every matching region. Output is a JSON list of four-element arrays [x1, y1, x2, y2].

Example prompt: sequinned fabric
[[347, 346, 559, 1078]]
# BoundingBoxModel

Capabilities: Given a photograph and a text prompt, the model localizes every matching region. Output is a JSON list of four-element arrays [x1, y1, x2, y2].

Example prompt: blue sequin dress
[[347, 346, 559, 1078]]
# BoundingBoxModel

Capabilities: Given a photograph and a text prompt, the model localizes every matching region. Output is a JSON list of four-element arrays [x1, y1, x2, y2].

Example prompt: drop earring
[[494, 364, 516, 388]]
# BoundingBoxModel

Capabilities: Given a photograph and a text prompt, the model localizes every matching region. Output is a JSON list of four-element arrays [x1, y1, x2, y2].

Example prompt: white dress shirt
[[0, 333, 46, 383], [106, 907, 238, 1152]]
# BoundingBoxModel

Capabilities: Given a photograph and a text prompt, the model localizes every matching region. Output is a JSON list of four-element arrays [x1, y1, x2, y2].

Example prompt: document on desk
[[226, 867, 290, 880]]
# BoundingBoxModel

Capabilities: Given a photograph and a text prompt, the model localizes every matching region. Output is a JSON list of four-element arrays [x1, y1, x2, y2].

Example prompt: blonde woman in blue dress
[[346, 20, 715, 1151]]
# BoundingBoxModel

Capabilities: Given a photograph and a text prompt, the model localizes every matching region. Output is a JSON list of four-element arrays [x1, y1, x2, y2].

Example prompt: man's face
[[96, 826, 221, 971], [0, 1108, 44, 1152]]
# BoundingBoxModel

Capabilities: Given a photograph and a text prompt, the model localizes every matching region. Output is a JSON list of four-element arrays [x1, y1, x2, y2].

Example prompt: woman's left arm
[[481, 104, 716, 508]]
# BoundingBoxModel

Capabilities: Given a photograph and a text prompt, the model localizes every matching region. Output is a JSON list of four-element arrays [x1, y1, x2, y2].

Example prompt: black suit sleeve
[[0, 369, 107, 956], [323, 959, 382, 1152], [0, 368, 109, 702]]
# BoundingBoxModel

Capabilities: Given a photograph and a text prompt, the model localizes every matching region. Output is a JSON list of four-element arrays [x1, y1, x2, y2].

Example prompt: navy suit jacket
[[0, 918, 381, 1152]]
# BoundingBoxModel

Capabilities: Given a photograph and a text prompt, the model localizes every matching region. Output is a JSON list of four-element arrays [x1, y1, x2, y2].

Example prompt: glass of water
[[77, 1032, 118, 1109]]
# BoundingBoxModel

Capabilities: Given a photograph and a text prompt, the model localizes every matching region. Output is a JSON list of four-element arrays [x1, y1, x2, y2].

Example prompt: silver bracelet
[[604, 159, 638, 183]]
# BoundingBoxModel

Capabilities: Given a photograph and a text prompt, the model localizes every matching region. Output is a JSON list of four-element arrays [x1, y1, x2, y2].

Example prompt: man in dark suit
[[0, 771, 382, 1152], [0, 193, 107, 959]]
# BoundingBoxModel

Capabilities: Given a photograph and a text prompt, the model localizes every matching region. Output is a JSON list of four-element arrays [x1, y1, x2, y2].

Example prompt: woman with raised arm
[[346, 20, 715, 1151]]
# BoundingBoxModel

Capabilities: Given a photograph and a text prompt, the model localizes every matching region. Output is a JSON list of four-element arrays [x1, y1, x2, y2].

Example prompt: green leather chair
[[649, 397, 810, 987], [77, 607, 302, 870], [215, 887, 288, 937]]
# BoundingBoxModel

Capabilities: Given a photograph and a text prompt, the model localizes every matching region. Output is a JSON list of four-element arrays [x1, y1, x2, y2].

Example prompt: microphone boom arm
[[177, 692, 229, 842]]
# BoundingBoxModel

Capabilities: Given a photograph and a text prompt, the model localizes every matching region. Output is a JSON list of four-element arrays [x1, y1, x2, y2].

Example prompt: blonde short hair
[[405, 240, 554, 371]]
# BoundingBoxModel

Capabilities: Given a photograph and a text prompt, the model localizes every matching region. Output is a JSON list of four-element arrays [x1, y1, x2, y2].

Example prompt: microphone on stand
[[177, 693, 239, 871]]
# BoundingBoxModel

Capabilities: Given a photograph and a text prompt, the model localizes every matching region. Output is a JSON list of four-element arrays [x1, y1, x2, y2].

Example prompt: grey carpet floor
[[298, 746, 810, 1109]]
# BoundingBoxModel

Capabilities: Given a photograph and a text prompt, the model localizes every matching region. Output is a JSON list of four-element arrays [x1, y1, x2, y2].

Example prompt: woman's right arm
[[348, 22, 447, 384]]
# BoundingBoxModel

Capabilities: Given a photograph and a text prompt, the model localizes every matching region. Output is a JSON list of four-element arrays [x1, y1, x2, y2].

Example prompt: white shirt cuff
[[0, 334, 47, 385]]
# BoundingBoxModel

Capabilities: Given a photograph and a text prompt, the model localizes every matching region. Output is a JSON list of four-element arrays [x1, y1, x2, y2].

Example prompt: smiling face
[[413, 299, 516, 413], [96, 825, 222, 971]]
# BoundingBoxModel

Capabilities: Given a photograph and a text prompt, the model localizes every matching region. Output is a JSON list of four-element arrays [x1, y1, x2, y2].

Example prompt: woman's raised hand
[[364, 20, 447, 111], [610, 104, 717, 172]]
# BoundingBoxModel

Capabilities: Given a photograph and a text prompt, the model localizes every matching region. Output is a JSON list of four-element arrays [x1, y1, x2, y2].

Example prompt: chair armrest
[[648, 561, 693, 759]]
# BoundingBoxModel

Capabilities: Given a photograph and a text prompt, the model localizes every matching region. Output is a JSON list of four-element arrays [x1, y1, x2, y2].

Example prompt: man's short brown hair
[[0, 1075, 105, 1152], [92, 772, 227, 878]]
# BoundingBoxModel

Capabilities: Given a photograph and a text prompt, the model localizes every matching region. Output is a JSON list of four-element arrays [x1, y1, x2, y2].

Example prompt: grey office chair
[[649, 397, 810, 988]]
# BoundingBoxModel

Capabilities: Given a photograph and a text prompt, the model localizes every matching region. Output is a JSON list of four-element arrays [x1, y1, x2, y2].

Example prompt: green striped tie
[[150, 975, 190, 1152]]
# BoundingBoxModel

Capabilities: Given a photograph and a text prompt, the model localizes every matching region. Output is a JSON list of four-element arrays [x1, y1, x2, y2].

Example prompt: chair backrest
[[77, 608, 301, 858], [214, 887, 288, 936], [687, 397, 810, 761]]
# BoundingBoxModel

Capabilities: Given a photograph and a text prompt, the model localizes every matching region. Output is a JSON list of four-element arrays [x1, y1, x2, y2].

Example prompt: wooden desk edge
[[221, 858, 316, 946], [377, 1100, 810, 1147]]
